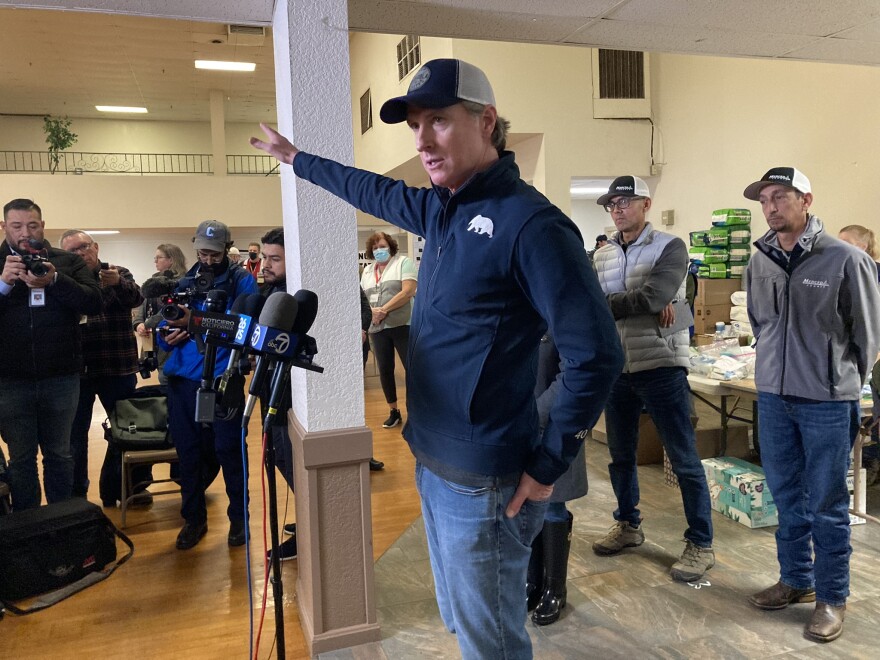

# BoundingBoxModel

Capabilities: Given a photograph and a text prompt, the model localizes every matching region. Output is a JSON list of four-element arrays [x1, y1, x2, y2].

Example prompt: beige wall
[[649, 53, 880, 238]]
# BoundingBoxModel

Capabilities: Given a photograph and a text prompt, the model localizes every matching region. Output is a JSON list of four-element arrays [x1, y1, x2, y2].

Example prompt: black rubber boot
[[526, 528, 544, 612], [532, 512, 573, 626]]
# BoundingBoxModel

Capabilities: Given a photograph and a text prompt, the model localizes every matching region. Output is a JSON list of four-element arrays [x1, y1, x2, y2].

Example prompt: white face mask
[[373, 248, 391, 263]]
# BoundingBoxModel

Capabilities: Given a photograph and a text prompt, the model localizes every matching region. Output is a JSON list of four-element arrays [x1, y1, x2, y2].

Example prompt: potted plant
[[42, 115, 78, 174]]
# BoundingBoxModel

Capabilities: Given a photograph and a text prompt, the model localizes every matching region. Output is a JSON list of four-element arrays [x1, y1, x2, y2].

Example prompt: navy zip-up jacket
[[295, 151, 623, 485]]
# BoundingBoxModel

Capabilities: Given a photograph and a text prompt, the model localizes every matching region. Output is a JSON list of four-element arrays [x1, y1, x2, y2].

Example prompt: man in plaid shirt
[[60, 229, 145, 507]]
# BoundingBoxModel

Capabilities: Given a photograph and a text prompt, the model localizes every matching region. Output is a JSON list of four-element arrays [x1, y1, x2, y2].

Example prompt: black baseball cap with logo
[[596, 175, 651, 207], [743, 167, 812, 200]]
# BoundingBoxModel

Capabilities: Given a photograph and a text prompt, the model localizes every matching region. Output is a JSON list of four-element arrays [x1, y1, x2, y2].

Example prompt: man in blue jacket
[[252, 59, 622, 658], [159, 220, 258, 550]]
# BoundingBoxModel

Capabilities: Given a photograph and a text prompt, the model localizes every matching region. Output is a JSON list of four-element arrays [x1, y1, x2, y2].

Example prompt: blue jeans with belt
[[757, 393, 860, 606], [416, 462, 546, 660], [605, 366, 713, 547], [0, 374, 79, 510]]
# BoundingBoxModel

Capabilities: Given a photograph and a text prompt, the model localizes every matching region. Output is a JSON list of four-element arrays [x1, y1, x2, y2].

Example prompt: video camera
[[142, 267, 215, 322]]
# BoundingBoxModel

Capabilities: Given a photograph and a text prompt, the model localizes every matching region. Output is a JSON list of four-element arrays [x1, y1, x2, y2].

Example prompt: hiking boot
[[383, 408, 402, 428], [748, 581, 816, 610], [592, 521, 644, 556], [670, 540, 715, 582]]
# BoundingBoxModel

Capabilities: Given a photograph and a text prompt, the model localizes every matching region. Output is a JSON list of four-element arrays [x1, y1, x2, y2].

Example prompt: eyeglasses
[[603, 197, 644, 213], [67, 242, 94, 254]]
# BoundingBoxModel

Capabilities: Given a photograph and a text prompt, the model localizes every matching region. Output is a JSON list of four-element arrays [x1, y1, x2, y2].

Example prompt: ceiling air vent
[[227, 25, 266, 47], [591, 49, 651, 119]]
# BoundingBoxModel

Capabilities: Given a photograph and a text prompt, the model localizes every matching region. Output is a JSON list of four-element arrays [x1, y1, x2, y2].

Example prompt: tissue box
[[702, 456, 778, 528]]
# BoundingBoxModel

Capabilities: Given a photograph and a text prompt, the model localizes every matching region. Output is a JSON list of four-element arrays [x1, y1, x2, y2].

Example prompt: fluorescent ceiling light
[[569, 186, 609, 195], [96, 106, 148, 114], [83, 230, 120, 235], [195, 60, 256, 72]]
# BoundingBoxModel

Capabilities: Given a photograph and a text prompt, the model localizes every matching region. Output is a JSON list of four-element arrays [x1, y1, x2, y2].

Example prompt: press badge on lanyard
[[29, 288, 45, 307]]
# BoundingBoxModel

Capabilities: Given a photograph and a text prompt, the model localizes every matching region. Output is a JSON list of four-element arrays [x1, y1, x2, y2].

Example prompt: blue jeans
[[757, 393, 860, 606], [69, 373, 143, 500], [0, 375, 79, 510], [416, 462, 546, 660], [605, 367, 713, 547], [167, 377, 247, 525]]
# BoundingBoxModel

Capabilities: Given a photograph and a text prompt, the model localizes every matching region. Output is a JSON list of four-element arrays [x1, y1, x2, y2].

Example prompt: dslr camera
[[21, 253, 50, 277]]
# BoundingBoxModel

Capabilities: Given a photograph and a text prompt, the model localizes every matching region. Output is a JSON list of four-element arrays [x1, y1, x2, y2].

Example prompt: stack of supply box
[[688, 208, 752, 278]]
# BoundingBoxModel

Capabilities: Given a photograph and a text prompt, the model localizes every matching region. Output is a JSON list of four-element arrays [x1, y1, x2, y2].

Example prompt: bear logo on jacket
[[467, 215, 494, 238]]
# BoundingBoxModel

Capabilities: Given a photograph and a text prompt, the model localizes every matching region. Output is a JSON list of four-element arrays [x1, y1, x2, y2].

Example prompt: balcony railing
[[0, 151, 279, 176]]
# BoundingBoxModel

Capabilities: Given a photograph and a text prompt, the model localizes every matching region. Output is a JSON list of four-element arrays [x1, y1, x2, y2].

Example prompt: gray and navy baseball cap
[[379, 59, 496, 124], [596, 175, 651, 207], [193, 220, 232, 252], [743, 167, 812, 200]]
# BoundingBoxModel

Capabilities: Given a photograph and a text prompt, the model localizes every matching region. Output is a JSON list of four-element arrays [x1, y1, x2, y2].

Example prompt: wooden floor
[[3, 366, 420, 659]]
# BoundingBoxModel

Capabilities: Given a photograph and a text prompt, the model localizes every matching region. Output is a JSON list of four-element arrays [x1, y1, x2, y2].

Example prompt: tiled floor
[[322, 438, 880, 659]]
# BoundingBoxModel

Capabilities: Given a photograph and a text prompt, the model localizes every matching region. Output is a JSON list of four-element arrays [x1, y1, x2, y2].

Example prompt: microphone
[[291, 289, 319, 335], [26, 238, 46, 253], [242, 292, 299, 428], [141, 271, 180, 298], [217, 293, 266, 408], [194, 289, 229, 423]]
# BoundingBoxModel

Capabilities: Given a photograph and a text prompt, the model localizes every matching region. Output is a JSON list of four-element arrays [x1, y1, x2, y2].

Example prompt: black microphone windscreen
[[141, 274, 179, 298], [205, 289, 229, 312], [230, 292, 251, 314], [246, 293, 266, 318], [259, 291, 298, 330], [27, 238, 45, 252], [291, 290, 319, 335]]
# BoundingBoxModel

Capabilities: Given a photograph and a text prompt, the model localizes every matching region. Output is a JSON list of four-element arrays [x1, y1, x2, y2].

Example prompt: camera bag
[[0, 498, 133, 614], [102, 385, 173, 451]]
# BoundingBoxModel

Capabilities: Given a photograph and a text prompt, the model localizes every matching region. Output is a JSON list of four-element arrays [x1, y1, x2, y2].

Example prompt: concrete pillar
[[209, 89, 227, 177], [271, 0, 379, 655]]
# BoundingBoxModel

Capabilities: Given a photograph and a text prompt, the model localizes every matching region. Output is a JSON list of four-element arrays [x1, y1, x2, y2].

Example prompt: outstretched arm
[[250, 123, 300, 166]]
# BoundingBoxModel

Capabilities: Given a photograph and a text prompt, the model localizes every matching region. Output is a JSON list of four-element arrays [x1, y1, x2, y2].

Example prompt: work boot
[[592, 520, 644, 556], [176, 521, 208, 550], [526, 528, 544, 612], [228, 519, 247, 547], [670, 539, 715, 582], [748, 581, 816, 610], [804, 602, 845, 643], [532, 512, 573, 626]]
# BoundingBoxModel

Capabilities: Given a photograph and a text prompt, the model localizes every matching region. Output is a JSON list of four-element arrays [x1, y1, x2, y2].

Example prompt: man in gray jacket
[[744, 167, 880, 643], [591, 176, 715, 582]]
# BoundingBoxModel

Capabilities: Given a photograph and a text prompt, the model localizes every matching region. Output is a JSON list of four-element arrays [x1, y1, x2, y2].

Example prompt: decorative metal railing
[[0, 151, 279, 176], [226, 154, 279, 176]]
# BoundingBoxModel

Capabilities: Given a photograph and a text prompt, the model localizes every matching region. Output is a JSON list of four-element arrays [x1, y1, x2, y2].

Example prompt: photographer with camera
[[157, 220, 258, 550], [0, 199, 102, 511], [59, 229, 146, 507], [133, 243, 188, 387]]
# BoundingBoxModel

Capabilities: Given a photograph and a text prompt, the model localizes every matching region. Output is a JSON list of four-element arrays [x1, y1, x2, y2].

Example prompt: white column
[[271, 0, 378, 655], [209, 89, 226, 177]]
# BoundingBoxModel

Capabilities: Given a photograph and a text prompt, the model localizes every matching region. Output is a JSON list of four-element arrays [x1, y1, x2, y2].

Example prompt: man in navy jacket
[[252, 59, 622, 658]]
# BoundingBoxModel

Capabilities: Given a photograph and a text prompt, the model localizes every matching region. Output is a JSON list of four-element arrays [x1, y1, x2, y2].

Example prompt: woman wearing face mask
[[360, 231, 417, 429]]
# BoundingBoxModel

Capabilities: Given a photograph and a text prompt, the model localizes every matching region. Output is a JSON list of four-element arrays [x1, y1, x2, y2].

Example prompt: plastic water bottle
[[714, 322, 725, 343]]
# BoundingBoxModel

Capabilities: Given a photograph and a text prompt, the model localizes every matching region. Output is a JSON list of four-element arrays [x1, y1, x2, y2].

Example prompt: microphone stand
[[262, 360, 290, 660]]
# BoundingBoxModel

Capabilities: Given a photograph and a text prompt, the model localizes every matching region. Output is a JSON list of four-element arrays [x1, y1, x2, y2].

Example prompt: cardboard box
[[694, 304, 731, 334], [694, 278, 743, 307], [701, 456, 778, 528], [591, 413, 664, 465]]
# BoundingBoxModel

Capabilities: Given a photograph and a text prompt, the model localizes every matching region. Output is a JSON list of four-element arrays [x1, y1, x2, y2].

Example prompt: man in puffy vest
[[591, 175, 715, 582]]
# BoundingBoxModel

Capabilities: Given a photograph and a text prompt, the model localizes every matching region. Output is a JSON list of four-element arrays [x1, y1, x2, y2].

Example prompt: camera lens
[[160, 304, 185, 321], [29, 261, 49, 277]]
